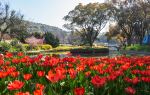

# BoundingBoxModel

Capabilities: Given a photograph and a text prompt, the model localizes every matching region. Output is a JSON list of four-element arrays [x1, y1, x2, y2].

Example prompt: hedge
[[22, 44, 52, 51], [70, 48, 109, 54]]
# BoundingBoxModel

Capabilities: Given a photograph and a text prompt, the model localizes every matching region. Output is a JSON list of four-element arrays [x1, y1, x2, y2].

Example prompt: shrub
[[11, 44, 25, 52], [10, 39, 20, 46], [22, 44, 52, 51], [25, 36, 44, 47], [44, 32, 60, 48], [22, 44, 31, 51], [0, 42, 11, 53], [8, 39, 25, 52], [0, 39, 25, 53], [70, 48, 109, 54], [40, 44, 52, 50]]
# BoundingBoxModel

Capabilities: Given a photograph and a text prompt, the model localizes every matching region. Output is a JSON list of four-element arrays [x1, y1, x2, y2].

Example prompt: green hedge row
[[70, 48, 109, 54], [22, 44, 52, 51]]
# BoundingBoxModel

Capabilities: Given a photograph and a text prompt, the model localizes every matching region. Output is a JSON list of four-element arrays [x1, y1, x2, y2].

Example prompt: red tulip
[[46, 71, 59, 83], [17, 52, 24, 57], [74, 87, 85, 95], [0, 71, 8, 78], [0, 59, 4, 65], [37, 71, 45, 77], [68, 68, 77, 79], [33, 89, 43, 95], [36, 83, 45, 91], [7, 80, 24, 90], [5, 61, 10, 65], [85, 71, 91, 77], [12, 58, 20, 64], [5, 52, 13, 58], [124, 77, 140, 85], [23, 74, 32, 80], [125, 87, 136, 95], [91, 75, 106, 88], [141, 77, 150, 82], [10, 71, 20, 78]]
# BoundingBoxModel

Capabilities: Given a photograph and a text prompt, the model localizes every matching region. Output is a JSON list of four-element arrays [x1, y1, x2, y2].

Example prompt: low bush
[[9, 39, 25, 52], [22, 44, 31, 51], [22, 44, 52, 51], [10, 44, 25, 52], [40, 44, 52, 50], [10, 38, 19, 46], [70, 47, 109, 54], [52, 45, 79, 52], [0, 40, 25, 53], [0, 42, 11, 53]]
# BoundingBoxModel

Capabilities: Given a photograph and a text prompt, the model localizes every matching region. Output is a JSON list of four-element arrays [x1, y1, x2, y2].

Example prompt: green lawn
[[125, 44, 150, 52]]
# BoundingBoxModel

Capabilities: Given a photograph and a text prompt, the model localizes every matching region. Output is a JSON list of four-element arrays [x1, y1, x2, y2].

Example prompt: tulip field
[[0, 52, 150, 95]]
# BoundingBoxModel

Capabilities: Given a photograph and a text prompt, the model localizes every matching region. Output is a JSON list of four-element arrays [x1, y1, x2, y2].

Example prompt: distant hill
[[25, 21, 69, 44]]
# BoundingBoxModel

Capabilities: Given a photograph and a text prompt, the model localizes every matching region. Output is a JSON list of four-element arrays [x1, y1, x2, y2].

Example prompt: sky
[[2, 0, 105, 30]]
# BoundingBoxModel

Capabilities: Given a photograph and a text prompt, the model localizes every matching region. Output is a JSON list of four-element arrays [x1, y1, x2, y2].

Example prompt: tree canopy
[[64, 3, 112, 46], [44, 32, 59, 48], [106, 0, 150, 46], [0, 2, 27, 41]]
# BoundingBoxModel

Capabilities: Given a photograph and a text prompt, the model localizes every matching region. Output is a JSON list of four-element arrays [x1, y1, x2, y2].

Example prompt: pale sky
[[2, 0, 105, 30]]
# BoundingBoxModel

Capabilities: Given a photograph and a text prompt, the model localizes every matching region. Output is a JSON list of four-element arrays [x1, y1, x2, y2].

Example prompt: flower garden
[[0, 52, 150, 95]]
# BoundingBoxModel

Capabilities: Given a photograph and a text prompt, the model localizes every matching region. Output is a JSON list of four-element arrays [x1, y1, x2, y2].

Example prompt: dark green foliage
[[0, 39, 25, 53], [16, 31, 30, 43], [70, 48, 109, 54], [0, 42, 11, 53], [10, 39, 25, 52], [44, 32, 59, 48], [32, 32, 43, 39], [10, 38, 19, 46]]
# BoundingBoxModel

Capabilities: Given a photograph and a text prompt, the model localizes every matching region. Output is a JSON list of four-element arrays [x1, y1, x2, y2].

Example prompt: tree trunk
[[139, 36, 143, 45], [127, 37, 132, 46], [89, 41, 93, 47], [0, 33, 4, 41]]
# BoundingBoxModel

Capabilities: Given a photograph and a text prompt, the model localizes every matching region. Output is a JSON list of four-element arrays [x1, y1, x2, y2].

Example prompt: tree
[[25, 36, 44, 46], [67, 31, 82, 45], [109, 0, 150, 45], [32, 32, 44, 39], [0, 2, 26, 41], [10, 21, 29, 43], [105, 24, 127, 47], [64, 3, 111, 47], [133, 1, 150, 44], [114, 5, 135, 45], [44, 32, 59, 48]]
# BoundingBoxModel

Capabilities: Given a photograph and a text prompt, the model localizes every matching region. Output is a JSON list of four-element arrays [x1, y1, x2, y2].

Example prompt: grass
[[125, 44, 150, 52]]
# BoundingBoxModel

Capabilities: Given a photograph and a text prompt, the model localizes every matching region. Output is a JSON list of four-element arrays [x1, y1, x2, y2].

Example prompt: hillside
[[25, 21, 69, 44]]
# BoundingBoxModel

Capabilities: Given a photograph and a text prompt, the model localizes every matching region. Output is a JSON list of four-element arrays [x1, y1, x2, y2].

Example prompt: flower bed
[[0, 52, 150, 95], [70, 48, 109, 54]]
